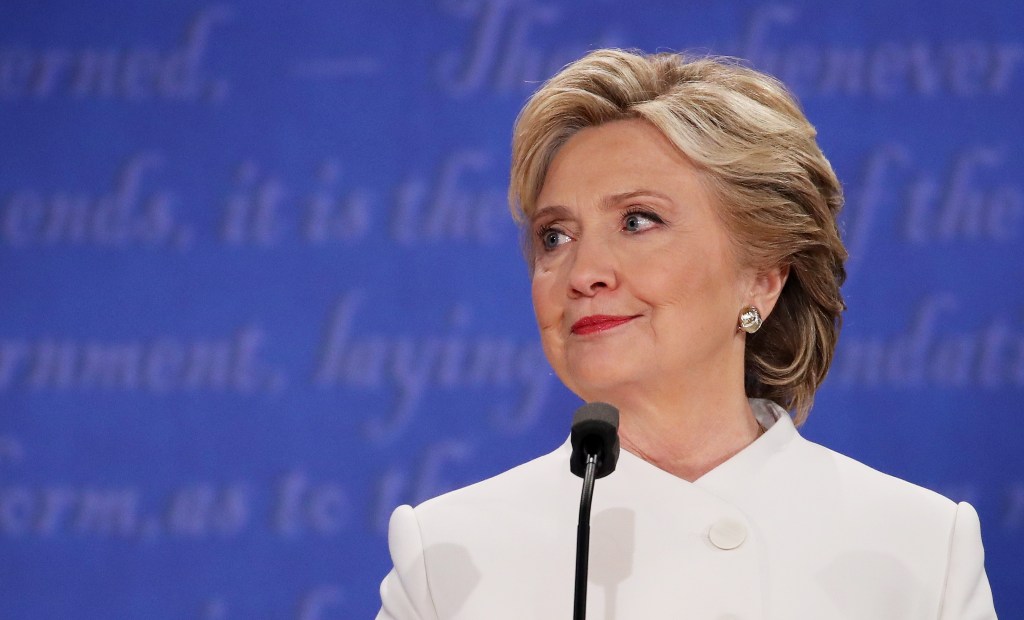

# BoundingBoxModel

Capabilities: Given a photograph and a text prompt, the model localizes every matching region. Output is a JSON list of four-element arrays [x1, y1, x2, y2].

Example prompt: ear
[[750, 263, 790, 320]]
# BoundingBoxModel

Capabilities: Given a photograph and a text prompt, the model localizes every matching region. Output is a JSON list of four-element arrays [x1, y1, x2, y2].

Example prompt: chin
[[564, 365, 639, 404]]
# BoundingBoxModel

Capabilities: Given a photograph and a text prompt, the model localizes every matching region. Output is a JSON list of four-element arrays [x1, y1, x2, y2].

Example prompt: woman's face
[[529, 119, 759, 408]]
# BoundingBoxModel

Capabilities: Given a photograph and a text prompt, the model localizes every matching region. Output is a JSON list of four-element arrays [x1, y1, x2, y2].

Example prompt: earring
[[738, 306, 763, 334]]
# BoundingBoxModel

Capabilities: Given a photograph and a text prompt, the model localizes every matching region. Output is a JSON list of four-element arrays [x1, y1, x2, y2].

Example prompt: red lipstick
[[571, 315, 637, 335]]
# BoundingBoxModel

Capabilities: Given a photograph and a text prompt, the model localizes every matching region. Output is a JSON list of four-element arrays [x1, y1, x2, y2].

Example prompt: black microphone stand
[[569, 402, 619, 620], [574, 449, 600, 620]]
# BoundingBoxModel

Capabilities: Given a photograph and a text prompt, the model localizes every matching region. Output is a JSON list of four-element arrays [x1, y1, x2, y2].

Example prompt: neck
[[615, 389, 762, 482]]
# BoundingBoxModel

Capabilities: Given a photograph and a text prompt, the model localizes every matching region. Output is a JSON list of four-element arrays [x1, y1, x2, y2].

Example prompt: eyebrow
[[602, 189, 674, 209], [529, 203, 572, 224], [531, 189, 676, 222]]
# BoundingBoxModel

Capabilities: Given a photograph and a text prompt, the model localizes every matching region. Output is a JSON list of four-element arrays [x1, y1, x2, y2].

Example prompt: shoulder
[[381, 441, 581, 618], [414, 439, 576, 525], [788, 435, 995, 617], [750, 400, 958, 520], [788, 432, 958, 520], [762, 431, 964, 587], [735, 423, 995, 616]]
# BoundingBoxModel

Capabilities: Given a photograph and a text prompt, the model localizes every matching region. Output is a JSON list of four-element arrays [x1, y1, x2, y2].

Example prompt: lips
[[570, 315, 638, 335]]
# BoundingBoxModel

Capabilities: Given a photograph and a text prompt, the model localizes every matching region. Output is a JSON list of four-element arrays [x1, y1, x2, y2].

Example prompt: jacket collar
[[563, 398, 800, 500], [694, 399, 799, 501]]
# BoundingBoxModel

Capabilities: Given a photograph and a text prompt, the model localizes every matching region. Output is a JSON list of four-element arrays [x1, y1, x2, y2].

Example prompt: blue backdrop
[[1, 1, 1021, 618]]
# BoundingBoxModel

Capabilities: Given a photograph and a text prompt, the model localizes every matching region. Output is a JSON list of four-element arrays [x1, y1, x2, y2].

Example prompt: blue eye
[[539, 227, 570, 250], [623, 210, 660, 232]]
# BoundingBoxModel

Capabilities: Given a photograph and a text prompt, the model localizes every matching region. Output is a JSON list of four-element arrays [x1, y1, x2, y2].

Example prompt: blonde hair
[[509, 49, 847, 423]]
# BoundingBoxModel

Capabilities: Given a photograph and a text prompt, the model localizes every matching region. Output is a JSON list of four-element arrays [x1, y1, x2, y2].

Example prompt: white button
[[709, 518, 747, 550]]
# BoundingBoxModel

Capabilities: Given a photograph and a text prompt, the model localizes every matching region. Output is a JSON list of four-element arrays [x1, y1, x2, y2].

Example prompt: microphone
[[569, 402, 620, 620], [570, 402, 620, 479]]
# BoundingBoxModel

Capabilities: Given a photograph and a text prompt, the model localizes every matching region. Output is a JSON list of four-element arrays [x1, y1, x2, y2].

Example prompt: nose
[[568, 235, 618, 297]]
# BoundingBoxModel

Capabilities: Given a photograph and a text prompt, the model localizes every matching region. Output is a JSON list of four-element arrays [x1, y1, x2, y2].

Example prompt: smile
[[570, 315, 638, 335]]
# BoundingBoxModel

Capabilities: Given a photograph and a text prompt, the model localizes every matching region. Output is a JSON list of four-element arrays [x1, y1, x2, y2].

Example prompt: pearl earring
[[738, 306, 763, 334]]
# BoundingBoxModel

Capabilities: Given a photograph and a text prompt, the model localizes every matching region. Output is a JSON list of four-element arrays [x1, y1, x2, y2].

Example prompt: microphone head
[[570, 402, 620, 479]]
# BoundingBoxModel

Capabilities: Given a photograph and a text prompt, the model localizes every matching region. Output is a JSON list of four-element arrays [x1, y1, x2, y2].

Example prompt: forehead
[[535, 119, 709, 209]]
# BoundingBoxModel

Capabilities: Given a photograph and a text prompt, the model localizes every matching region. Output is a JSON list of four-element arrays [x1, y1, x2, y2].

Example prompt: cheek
[[635, 246, 737, 325], [530, 272, 567, 371], [630, 249, 704, 305], [530, 270, 559, 325]]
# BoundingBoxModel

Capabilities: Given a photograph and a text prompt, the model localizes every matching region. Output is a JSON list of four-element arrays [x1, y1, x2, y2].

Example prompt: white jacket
[[377, 400, 996, 619]]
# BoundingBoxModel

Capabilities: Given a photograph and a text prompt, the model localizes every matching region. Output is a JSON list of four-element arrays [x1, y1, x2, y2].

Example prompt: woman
[[376, 49, 996, 619]]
